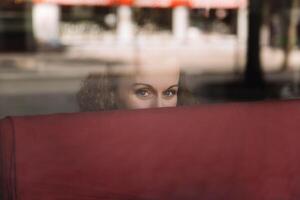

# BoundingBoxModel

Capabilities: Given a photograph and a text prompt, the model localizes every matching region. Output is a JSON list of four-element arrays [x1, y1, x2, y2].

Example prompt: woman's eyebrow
[[132, 83, 178, 91], [166, 85, 179, 90], [132, 83, 153, 88], [132, 83, 156, 93]]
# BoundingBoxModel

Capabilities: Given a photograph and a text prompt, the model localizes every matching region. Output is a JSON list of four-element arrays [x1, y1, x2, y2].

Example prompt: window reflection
[[1, 0, 300, 118]]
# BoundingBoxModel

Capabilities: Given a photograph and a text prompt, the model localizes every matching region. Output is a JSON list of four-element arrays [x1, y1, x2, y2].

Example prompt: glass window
[[0, 0, 299, 118]]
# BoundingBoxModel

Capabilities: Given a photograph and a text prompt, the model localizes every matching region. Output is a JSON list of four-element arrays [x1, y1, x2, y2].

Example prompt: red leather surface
[[0, 117, 16, 200], [1, 100, 300, 200]]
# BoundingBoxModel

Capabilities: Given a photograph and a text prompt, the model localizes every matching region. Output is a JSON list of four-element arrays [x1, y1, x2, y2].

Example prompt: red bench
[[1, 100, 300, 200]]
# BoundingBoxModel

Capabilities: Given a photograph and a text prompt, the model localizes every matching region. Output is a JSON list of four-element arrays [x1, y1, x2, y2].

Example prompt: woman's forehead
[[119, 59, 180, 88], [132, 71, 180, 90], [136, 60, 180, 75]]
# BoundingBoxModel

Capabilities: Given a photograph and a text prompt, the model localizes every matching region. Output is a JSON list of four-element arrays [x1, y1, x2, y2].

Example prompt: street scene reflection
[[1, 0, 300, 118]]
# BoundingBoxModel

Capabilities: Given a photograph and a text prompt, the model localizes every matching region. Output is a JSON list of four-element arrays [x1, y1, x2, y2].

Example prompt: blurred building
[[0, 0, 248, 52], [30, 0, 247, 46]]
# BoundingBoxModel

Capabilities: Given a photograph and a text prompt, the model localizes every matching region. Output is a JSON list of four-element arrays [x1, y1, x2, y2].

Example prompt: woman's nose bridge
[[155, 94, 164, 108]]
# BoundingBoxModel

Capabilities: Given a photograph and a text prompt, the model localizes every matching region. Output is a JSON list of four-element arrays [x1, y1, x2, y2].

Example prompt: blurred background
[[1, 0, 300, 118]]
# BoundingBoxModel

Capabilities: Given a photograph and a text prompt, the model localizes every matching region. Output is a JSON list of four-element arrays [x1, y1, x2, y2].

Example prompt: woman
[[77, 62, 197, 111]]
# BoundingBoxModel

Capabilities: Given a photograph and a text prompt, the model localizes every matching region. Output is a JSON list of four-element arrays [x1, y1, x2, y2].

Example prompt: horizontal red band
[[32, 0, 247, 8]]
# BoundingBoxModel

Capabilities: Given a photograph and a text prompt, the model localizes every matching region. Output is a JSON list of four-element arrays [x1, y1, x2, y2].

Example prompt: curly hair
[[77, 72, 198, 112], [77, 73, 121, 111]]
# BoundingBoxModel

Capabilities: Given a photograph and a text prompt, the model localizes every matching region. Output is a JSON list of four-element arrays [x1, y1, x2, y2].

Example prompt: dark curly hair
[[77, 72, 198, 112]]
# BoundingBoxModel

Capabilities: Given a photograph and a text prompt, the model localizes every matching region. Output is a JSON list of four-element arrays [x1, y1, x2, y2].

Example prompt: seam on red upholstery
[[0, 117, 17, 200]]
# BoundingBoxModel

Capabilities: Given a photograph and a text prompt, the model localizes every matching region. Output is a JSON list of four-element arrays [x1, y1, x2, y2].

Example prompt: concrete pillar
[[117, 5, 134, 44], [172, 6, 189, 43], [32, 3, 60, 47]]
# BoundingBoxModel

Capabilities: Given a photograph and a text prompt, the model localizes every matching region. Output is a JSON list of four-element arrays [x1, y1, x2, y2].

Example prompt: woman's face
[[118, 64, 180, 109]]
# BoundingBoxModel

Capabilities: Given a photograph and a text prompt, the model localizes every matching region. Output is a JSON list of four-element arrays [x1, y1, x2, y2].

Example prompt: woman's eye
[[135, 89, 152, 98], [163, 89, 177, 97]]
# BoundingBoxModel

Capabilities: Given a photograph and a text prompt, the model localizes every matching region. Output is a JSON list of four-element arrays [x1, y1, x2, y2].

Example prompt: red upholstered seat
[[1, 100, 300, 200]]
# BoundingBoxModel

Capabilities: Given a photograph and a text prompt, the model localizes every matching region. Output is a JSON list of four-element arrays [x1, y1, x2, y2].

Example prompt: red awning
[[33, 0, 114, 6], [33, 0, 247, 8], [134, 0, 172, 8]]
